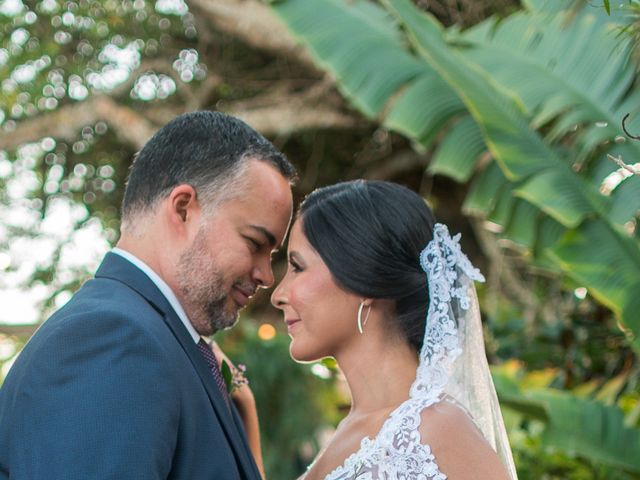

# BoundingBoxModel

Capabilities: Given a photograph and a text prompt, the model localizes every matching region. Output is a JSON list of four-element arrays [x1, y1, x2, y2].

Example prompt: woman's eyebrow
[[289, 251, 304, 264]]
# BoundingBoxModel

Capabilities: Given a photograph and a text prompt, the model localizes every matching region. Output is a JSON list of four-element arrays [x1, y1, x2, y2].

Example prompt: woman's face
[[271, 219, 362, 362]]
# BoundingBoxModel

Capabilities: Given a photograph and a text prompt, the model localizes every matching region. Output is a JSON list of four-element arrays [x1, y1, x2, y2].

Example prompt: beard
[[176, 229, 239, 335]]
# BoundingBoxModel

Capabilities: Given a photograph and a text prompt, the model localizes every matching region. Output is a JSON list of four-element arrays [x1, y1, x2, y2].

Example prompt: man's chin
[[227, 295, 247, 316], [211, 304, 241, 332], [199, 297, 239, 333], [218, 317, 239, 332]]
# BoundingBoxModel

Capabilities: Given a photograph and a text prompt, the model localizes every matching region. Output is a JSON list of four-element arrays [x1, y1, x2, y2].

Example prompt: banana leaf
[[494, 368, 640, 473], [270, 0, 640, 350], [457, 8, 640, 228], [429, 116, 485, 182], [381, 0, 640, 350]]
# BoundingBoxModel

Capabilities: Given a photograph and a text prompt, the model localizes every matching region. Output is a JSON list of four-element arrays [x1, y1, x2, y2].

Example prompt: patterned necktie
[[196, 338, 231, 409]]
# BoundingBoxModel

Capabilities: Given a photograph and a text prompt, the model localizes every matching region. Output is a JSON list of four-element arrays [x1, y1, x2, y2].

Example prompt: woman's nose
[[270, 280, 287, 309]]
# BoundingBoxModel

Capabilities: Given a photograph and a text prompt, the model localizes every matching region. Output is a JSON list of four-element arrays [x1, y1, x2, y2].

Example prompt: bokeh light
[[257, 323, 276, 341]]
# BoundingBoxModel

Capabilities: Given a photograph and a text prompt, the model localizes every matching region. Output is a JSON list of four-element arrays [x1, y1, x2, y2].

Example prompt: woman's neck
[[335, 331, 419, 417]]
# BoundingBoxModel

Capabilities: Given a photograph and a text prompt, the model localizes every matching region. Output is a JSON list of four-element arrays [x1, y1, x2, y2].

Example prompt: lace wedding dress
[[307, 225, 517, 480]]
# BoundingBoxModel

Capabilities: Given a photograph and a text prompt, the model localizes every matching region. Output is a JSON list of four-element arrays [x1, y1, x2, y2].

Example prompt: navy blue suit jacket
[[0, 253, 261, 479]]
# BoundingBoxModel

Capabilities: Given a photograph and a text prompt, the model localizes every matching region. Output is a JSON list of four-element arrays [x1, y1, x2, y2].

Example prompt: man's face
[[176, 160, 293, 336]]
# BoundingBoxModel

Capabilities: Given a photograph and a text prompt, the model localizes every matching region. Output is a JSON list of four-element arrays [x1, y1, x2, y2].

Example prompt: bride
[[226, 180, 517, 479]]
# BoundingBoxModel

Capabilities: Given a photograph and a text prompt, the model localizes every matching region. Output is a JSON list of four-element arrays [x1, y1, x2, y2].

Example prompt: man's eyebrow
[[248, 225, 277, 249]]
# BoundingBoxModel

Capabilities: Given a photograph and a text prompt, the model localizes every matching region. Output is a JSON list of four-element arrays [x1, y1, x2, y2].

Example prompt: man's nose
[[253, 258, 274, 289]]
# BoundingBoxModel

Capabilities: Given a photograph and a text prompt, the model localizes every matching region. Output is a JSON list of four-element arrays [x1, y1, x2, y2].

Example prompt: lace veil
[[415, 223, 518, 479]]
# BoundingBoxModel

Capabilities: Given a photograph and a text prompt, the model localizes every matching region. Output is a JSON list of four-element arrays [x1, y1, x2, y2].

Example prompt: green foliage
[[270, 0, 640, 353], [383, 1, 640, 343], [429, 116, 485, 182], [0, 0, 198, 130], [220, 359, 233, 393], [513, 434, 639, 479], [486, 289, 638, 477], [494, 363, 640, 476]]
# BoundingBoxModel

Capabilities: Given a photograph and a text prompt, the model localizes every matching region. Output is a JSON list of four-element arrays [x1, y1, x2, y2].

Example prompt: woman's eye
[[246, 237, 261, 251], [290, 261, 303, 273]]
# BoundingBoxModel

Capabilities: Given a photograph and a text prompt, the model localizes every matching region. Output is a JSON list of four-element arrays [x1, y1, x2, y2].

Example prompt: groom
[[0, 111, 296, 479]]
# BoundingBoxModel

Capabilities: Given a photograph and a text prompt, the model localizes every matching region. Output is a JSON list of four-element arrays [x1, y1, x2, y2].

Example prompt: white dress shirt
[[111, 247, 200, 344]]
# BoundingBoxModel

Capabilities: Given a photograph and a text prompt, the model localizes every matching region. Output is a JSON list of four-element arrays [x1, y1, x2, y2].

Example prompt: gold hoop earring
[[357, 300, 371, 334]]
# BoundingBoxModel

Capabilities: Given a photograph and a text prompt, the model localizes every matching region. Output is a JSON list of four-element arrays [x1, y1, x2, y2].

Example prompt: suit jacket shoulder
[[0, 253, 261, 480]]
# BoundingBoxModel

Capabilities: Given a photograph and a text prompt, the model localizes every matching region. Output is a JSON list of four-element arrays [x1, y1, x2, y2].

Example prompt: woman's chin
[[289, 342, 325, 364]]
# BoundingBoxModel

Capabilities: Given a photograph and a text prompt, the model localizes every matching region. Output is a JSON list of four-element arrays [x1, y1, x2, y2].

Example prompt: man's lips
[[231, 286, 254, 307]]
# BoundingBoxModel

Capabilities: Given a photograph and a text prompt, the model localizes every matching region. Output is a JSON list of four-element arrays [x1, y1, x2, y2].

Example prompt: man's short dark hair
[[121, 111, 296, 226]]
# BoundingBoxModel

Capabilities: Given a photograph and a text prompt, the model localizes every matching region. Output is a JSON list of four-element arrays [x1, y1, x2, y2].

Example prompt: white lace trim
[[314, 224, 484, 480], [412, 224, 484, 400]]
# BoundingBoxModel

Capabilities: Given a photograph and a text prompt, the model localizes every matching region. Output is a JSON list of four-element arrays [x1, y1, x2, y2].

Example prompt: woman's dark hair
[[298, 180, 436, 352]]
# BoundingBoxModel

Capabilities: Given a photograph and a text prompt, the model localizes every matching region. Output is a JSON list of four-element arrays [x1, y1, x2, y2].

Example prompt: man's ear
[[165, 184, 200, 235]]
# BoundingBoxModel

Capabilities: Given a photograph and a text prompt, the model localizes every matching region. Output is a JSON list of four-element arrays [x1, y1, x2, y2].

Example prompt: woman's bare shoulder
[[419, 400, 511, 480]]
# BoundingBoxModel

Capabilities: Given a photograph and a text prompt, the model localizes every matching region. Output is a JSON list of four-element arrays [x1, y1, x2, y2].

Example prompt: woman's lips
[[285, 318, 301, 332]]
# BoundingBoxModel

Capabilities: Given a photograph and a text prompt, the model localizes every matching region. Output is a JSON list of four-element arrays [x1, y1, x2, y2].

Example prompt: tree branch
[[608, 154, 640, 176], [0, 96, 158, 152], [365, 151, 428, 180], [187, 0, 318, 71], [223, 82, 355, 135], [228, 103, 356, 136], [0, 324, 38, 338], [0, 86, 356, 151], [93, 97, 158, 150]]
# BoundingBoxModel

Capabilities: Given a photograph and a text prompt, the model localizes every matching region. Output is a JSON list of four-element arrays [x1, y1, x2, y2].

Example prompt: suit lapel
[[95, 252, 260, 480], [161, 310, 260, 479]]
